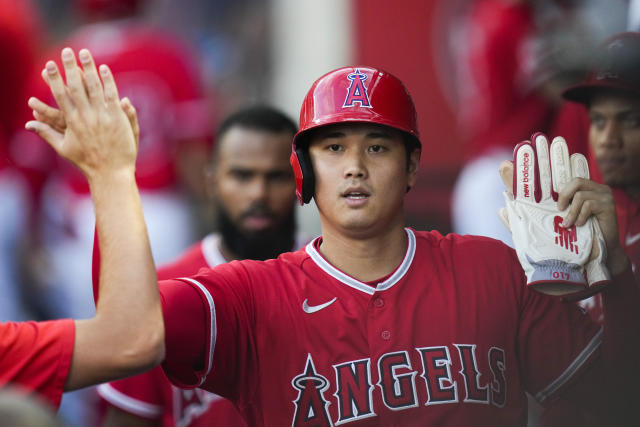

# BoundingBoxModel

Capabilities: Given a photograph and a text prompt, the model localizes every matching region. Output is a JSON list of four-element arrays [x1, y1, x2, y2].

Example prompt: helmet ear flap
[[296, 145, 315, 204], [290, 145, 315, 205]]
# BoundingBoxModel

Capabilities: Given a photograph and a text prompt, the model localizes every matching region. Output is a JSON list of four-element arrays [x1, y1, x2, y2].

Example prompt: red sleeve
[[159, 278, 211, 389], [0, 319, 75, 409], [512, 250, 602, 403], [160, 262, 256, 402], [97, 366, 166, 420]]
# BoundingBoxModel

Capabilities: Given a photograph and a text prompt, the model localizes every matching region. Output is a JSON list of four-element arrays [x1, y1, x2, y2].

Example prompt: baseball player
[[533, 31, 640, 426], [30, 48, 639, 426], [563, 31, 640, 311], [97, 106, 308, 426], [4, 53, 164, 410]]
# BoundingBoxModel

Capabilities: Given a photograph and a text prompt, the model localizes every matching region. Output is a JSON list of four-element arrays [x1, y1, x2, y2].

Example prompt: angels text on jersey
[[291, 343, 506, 426]]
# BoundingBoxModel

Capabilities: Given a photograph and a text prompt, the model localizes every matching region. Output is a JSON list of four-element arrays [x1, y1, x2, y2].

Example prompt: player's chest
[[252, 276, 519, 425]]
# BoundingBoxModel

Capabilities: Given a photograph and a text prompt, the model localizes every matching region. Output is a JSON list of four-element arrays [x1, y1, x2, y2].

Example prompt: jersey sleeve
[[511, 249, 602, 404], [159, 262, 256, 401], [97, 366, 166, 420], [0, 319, 75, 409]]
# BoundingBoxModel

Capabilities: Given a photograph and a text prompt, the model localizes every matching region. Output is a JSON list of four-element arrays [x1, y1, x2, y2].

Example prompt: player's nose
[[343, 151, 367, 179]]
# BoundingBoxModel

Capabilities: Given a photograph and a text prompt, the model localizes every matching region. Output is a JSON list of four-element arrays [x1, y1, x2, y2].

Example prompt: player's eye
[[267, 171, 292, 183], [622, 114, 640, 129], [368, 144, 386, 153], [230, 170, 252, 181], [328, 144, 342, 152], [589, 114, 605, 130]]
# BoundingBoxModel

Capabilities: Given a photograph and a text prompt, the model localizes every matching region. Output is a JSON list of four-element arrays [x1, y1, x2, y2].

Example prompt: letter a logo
[[291, 354, 333, 426], [343, 69, 372, 108]]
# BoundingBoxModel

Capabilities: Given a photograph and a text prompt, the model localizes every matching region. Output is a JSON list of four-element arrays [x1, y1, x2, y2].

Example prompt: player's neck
[[318, 220, 408, 282]]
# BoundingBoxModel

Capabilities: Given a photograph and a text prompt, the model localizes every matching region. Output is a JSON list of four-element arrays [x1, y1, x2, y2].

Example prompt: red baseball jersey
[[157, 229, 601, 426], [98, 232, 308, 426], [0, 319, 74, 409]]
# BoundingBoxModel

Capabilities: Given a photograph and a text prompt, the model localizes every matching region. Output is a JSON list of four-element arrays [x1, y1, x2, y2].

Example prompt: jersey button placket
[[369, 294, 390, 344]]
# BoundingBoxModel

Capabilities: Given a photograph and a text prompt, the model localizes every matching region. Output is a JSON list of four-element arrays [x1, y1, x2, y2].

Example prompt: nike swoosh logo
[[302, 297, 337, 314], [626, 232, 640, 246]]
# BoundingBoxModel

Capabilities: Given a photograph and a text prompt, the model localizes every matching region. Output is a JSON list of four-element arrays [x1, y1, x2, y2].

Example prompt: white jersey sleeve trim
[[305, 228, 416, 295], [96, 383, 162, 419], [178, 277, 217, 386], [535, 326, 603, 403]]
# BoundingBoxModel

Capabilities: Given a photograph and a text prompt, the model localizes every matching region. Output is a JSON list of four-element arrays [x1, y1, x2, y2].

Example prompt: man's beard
[[216, 203, 296, 261]]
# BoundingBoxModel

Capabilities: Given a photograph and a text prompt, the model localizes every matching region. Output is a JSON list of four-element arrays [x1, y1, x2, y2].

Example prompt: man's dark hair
[[216, 105, 298, 142]]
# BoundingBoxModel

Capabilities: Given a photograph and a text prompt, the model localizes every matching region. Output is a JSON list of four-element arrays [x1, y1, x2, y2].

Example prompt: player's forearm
[[92, 170, 164, 365], [66, 171, 164, 390]]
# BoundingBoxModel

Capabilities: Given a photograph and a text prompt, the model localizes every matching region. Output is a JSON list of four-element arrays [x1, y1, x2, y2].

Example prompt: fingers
[[25, 120, 64, 153], [28, 97, 66, 133], [44, 60, 75, 114], [559, 179, 614, 227], [121, 97, 139, 149], [78, 49, 104, 106], [534, 134, 552, 201], [550, 137, 571, 196], [513, 142, 535, 202], [499, 160, 514, 195], [570, 153, 590, 180], [60, 48, 91, 112], [99, 64, 120, 110]]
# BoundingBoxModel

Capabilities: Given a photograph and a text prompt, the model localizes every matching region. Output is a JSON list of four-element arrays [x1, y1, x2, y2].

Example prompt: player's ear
[[406, 147, 421, 193], [203, 163, 218, 199]]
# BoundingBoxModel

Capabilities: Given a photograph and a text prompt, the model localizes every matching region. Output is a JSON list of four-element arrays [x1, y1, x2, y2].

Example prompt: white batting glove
[[502, 133, 610, 298]]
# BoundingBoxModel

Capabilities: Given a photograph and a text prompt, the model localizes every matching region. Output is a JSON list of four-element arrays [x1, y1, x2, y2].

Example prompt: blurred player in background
[[97, 105, 308, 426], [560, 32, 640, 320], [0, 0, 44, 322]]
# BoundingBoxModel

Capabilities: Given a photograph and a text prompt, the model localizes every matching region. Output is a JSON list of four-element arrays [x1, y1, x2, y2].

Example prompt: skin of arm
[[26, 47, 164, 390]]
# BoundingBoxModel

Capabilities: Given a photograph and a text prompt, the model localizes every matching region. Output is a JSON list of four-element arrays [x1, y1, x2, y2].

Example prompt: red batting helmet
[[290, 66, 421, 205], [563, 32, 640, 104]]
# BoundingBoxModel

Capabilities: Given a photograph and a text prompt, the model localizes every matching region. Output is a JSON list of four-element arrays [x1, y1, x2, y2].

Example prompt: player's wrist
[[87, 167, 136, 187]]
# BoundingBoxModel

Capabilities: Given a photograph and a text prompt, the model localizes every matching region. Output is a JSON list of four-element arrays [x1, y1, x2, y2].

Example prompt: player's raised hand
[[25, 47, 137, 180], [556, 173, 628, 276], [29, 95, 140, 150], [498, 133, 615, 298]]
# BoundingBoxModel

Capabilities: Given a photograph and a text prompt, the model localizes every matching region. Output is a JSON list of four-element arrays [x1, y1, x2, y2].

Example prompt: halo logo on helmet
[[290, 66, 421, 205], [343, 69, 372, 108]]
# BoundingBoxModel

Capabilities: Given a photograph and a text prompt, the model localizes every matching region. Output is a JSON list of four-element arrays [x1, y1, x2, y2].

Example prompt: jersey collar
[[201, 233, 227, 268], [305, 228, 416, 295]]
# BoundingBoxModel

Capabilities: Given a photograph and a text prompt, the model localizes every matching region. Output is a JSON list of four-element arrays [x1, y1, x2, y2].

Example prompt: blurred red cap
[[563, 32, 640, 104]]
